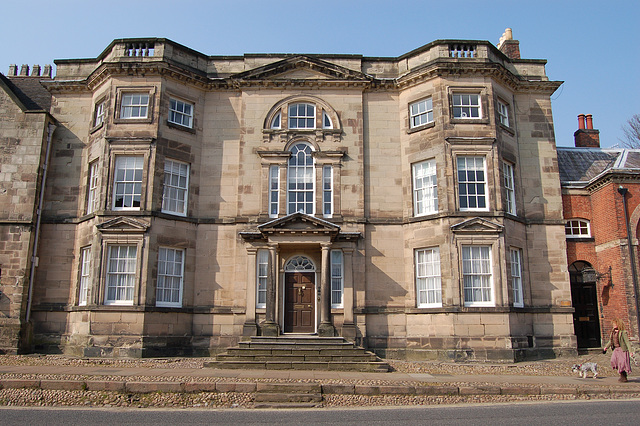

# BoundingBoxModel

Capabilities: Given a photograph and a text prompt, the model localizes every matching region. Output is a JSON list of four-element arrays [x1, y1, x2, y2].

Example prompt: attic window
[[322, 110, 333, 129], [289, 103, 315, 129], [270, 111, 281, 129]]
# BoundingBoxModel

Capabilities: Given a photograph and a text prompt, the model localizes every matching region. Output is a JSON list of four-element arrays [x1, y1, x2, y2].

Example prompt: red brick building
[[559, 115, 640, 349]]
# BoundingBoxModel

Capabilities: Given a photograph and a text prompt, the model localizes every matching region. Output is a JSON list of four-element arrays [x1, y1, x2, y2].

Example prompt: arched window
[[565, 219, 591, 238], [285, 255, 316, 272], [287, 143, 315, 214]]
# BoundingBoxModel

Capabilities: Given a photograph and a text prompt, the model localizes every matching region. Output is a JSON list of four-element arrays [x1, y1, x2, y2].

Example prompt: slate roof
[[0, 73, 52, 111], [557, 147, 640, 187]]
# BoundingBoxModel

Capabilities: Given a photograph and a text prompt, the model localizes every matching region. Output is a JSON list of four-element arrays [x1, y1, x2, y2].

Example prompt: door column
[[262, 243, 280, 336], [242, 247, 258, 338], [319, 242, 335, 336]]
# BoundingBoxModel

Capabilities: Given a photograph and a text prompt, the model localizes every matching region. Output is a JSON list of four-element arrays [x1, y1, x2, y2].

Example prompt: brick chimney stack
[[574, 114, 600, 148], [497, 28, 521, 60]]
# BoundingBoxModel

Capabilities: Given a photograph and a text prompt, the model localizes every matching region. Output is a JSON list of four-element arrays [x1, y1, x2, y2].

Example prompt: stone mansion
[[0, 30, 576, 360]]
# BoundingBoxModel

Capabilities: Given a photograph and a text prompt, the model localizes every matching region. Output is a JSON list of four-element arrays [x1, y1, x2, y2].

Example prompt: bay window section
[[503, 162, 516, 215], [120, 93, 149, 119], [113, 156, 143, 210], [162, 159, 189, 216], [510, 248, 524, 307], [105, 245, 137, 305], [412, 160, 438, 216], [78, 247, 91, 306], [87, 161, 99, 214], [156, 247, 184, 307], [457, 156, 487, 211]]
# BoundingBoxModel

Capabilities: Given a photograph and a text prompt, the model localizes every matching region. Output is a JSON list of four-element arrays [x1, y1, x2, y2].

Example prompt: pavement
[[1, 363, 639, 398]]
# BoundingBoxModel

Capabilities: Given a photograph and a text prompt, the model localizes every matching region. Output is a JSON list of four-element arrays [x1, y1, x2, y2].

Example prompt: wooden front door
[[284, 272, 315, 333], [570, 263, 602, 348]]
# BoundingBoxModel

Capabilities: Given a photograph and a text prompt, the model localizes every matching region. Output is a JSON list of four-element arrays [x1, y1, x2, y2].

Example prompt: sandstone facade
[[0, 35, 576, 360]]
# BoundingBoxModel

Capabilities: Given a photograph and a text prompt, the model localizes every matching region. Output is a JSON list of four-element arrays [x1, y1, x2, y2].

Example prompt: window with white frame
[[331, 250, 344, 308], [113, 156, 144, 210], [269, 165, 279, 218], [410, 97, 434, 128], [322, 110, 333, 129], [162, 159, 189, 216], [287, 143, 314, 214], [412, 160, 438, 216], [503, 162, 516, 215], [256, 249, 268, 308], [120, 93, 149, 119], [497, 100, 510, 127], [415, 247, 442, 308], [452, 93, 481, 119], [78, 247, 91, 306], [156, 247, 184, 307], [565, 219, 591, 238], [288, 103, 315, 129], [323, 165, 333, 218], [510, 248, 524, 307], [105, 245, 137, 305], [270, 111, 281, 129], [87, 161, 99, 214], [462, 245, 493, 306], [94, 100, 105, 127], [168, 98, 193, 128], [457, 156, 487, 211]]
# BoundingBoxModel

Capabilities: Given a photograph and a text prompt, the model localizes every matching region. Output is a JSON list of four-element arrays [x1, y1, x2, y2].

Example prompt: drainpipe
[[25, 122, 56, 323], [617, 186, 640, 339]]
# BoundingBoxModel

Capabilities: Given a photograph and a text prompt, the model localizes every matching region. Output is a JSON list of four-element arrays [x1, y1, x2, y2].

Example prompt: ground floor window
[[331, 250, 343, 308], [256, 249, 268, 308], [156, 247, 184, 307], [105, 245, 137, 305], [415, 247, 442, 307], [78, 247, 91, 306], [510, 248, 524, 307], [462, 245, 493, 306]]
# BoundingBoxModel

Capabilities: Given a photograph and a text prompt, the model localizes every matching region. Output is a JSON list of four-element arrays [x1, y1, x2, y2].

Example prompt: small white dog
[[572, 362, 598, 378]]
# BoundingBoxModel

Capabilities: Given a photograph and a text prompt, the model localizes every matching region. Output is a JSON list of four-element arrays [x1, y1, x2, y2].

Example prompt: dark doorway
[[570, 261, 602, 348], [284, 272, 315, 333]]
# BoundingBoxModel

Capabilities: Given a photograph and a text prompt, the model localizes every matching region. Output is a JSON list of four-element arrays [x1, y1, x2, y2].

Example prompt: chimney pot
[[586, 114, 593, 130], [574, 114, 600, 148], [19, 64, 29, 76], [8, 64, 17, 76], [31, 65, 41, 77], [43, 64, 52, 78], [578, 114, 586, 129]]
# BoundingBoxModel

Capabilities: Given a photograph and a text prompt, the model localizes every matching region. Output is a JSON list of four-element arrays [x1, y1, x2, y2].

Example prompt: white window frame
[[168, 98, 193, 128], [87, 161, 99, 215], [412, 160, 438, 216], [331, 250, 344, 308], [457, 156, 488, 211], [120, 93, 149, 119], [415, 247, 442, 308], [288, 103, 316, 129], [503, 161, 516, 215], [410, 97, 434, 128], [565, 219, 591, 238], [112, 156, 144, 211], [269, 165, 280, 218], [510, 248, 524, 308], [287, 143, 315, 215], [462, 245, 494, 307], [104, 245, 137, 305], [256, 249, 268, 309], [452, 93, 481, 119], [322, 110, 333, 129], [497, 100, 510, 127], [156, 247, 184, 307], [270, 111, 281, 129], [162, 159, 189, 216], [94, 100, 105, 127], [323, 165, 333, 218], [78, 246, 91, 306]]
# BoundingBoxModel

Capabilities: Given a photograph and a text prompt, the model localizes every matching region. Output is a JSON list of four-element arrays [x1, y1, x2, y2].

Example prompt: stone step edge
[[1, 379, 637, 396]]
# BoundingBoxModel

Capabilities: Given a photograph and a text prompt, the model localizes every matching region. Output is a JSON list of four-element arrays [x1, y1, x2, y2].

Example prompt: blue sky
[[3, 0, 637, 147]]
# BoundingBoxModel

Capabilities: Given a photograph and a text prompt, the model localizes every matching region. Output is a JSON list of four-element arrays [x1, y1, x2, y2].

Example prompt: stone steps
[[252, 382, 323, 408], [205, 336, 390, 372]]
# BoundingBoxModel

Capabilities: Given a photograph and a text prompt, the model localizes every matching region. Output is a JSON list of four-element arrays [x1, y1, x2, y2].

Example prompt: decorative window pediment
[[97, 216, 150, 233], [451, 217, 503, 234], [258, 212, 340, 235]]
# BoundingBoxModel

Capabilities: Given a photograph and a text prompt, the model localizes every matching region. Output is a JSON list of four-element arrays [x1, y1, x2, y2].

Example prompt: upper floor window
[[168, 98, 193, 128], [287, 143, 314, 215], [410, 98, 434, 128], [503, 162, 516, 215], [497, 100, 510, 127], [322, 111, 333, 129], [93, 100, 106, 127], [120, 93, 149, 119], [87, 161, 99, 215], [323, 165, 333, 218], [453, 93, 481, 119], [270, 111, 281, 129], [269, 165, 280, 218], [412, 160, 438, 216], [156, 247, 184, 307], [113, 156, 143, 210], [162, 160, 189, 216], [565, 219, 591, 238], [457, 156, 487, 211], [105, 245, 137, 305], [288, 103, 315, 129], [415, 247, 442, 308]]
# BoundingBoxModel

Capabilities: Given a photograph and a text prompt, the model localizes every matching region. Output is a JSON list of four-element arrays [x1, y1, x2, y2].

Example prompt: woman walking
[[603, 318, 632, 382]]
